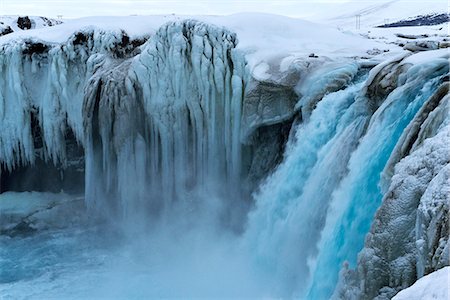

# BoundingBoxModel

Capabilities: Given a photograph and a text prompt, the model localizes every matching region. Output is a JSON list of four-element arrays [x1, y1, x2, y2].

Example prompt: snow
[[393, 267, 450, 300], [0, 13, 396, 72], [402, 48, 450, 65], [1, 1, 448, 75], [0, 16, 61, 35]]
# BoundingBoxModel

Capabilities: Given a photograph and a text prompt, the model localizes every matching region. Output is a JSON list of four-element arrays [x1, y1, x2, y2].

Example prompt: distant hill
[[377, 13, 450, 28]]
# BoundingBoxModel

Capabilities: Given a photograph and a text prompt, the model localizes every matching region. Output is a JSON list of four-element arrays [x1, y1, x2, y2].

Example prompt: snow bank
[[0, 16, 61, 36], [393, 267, 450, 300]]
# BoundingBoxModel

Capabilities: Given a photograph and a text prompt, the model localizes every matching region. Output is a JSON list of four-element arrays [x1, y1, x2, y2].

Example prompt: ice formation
[[0, 14, 449, 299]]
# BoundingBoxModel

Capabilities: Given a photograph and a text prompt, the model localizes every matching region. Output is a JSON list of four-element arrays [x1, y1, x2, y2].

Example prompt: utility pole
[[355, 14, 361, 30]]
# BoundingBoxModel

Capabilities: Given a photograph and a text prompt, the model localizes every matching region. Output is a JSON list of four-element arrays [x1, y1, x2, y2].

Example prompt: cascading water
[[244, 76, 369, 296], [307, 57, 448, 299], [244, 55, 449, 298]]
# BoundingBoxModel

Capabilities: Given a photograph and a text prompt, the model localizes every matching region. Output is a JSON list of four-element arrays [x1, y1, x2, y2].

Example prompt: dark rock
[[439, 41, 450, 48], [0, 26, 13, 36], [242, 81, 298, 140], [395, 33, 429, 39], [403, 41, 439, 52], [367, 48, 382, 55], [243, 118, 295, 190], [40, 16, 62, 27], [17, 16, 32, 30], [378, 13, 450, 28], [72, 32, 92, 46], [22, 42, 50, 55]]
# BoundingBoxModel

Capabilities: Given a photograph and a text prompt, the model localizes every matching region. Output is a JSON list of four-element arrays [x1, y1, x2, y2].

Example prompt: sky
[[0, 0, 447, 19], [0, 0, 361, 18]]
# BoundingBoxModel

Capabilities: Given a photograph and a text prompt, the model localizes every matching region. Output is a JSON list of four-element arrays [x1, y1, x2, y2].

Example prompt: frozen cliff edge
[[0, 15, 382, 209]]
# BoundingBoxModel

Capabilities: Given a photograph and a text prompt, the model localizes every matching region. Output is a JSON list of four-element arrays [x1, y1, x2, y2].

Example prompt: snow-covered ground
[[0, 16, 61, 35], [0, 1, 447, 76], [0, 13, 398, 76], [393, 267, 450, 300]]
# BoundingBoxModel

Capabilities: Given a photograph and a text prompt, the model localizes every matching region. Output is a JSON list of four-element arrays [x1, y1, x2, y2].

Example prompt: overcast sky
[[0, 0, 446, 19], [0, 0, 358, 18]]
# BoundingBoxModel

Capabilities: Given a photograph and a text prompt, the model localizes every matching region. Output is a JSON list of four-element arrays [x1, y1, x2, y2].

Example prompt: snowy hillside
[[0, 15, 61, 36], [312, 0, 449, 29]]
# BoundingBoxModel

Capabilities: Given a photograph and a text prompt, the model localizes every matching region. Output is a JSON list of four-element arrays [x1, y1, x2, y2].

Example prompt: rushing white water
[[243, 77, 368, 296], [306, 58, 448, 299], [244, 56, 449, 298]]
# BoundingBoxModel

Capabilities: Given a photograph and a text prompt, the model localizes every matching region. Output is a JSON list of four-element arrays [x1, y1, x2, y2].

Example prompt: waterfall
[[244, 56, 449, 298], [82, 21, 247, 220], [1, 17, 449, 299]]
